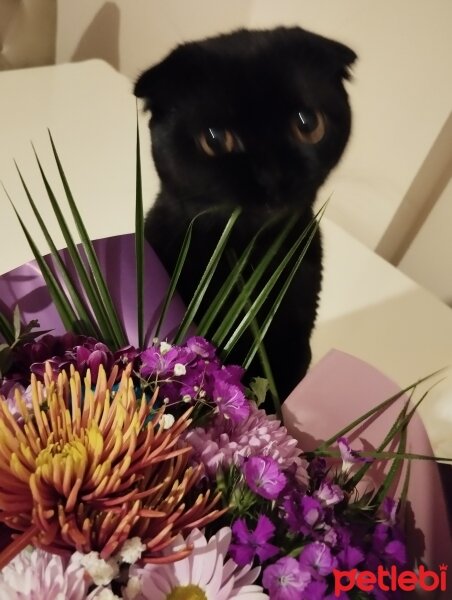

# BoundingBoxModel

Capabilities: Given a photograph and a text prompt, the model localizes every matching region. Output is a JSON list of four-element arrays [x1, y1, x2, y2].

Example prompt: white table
[[1, 60, 452, 458]]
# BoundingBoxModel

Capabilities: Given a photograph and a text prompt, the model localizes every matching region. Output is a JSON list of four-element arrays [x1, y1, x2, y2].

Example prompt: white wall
[[400, 177, 452, 306], [56, 0, 452, 253]]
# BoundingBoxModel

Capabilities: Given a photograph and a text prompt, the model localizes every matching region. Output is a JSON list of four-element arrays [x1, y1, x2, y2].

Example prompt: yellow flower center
[[37, 439, 85, 464], [36, 439, 87, 475], [166, 584, 208, 600]]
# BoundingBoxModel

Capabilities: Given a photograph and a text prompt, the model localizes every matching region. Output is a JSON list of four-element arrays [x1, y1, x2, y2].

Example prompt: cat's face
[[135, 27, 356, 213]]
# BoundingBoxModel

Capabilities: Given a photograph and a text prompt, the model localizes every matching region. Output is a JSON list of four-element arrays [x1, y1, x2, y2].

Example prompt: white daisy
[[128, 528, 268, 600]]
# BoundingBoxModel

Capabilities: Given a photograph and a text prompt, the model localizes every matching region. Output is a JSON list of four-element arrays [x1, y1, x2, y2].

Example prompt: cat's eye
[[197, 128, 243, 156], [291, 109, 325, 144]]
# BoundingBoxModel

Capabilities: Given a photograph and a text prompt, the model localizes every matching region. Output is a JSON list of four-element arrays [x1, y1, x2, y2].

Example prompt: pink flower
[[244, 456, 287, 500], [0, 548, 89, 599], [262, 557, 310, 599], [185, 405, 308, 484], [127, 528, 268, 600]]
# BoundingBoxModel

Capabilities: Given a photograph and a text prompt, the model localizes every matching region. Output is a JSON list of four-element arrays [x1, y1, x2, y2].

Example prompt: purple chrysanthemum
[[185, 405, 309, 483]]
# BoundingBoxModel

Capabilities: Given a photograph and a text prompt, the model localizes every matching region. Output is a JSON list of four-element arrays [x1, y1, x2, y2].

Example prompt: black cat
[[135, 27, 356, 402]]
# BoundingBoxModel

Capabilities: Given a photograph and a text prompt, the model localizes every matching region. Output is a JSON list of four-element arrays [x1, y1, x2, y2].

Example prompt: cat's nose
[[252, 163, 283, 195]]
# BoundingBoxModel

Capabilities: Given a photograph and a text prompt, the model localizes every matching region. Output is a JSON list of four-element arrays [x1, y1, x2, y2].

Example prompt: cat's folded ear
[[323, 38, 357, 81], [286, 26, 357, 82], [135, 62, 167, 113], [134, 46, 200, 114]]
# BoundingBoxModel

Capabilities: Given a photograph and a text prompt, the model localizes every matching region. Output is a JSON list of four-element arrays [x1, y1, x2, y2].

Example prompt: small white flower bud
[[161, 414, 175, 429], [173, 363, 186, 376], [79, 551, 119, 586], [115, 537, 146, 564], [159, 341, 172, 354]]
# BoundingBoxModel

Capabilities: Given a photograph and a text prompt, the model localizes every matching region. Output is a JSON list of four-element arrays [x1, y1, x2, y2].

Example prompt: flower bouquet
[[0, 128, 450, 599]]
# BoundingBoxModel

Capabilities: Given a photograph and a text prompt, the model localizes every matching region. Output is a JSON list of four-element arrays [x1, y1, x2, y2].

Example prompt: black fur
[[135, 27, 356, 402]]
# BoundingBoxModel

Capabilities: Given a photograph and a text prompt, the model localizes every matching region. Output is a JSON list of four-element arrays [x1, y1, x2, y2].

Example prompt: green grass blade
[[15, 160, 97, 338], [234, 265, 281, 416], [153, 208, 218, 341], [345, 385, 434, 491], [3, 185, 78, 331], [242, 206, 325, 370], [0, 311, 15, 345], [357, 450, 452, 463], [399, 460, 411, 531], [173, 208, 242, 344], [211, 213, 300, 348], [47, 131, 127, 347], [135, 112, 144, 348], [371, 401, 408, 508], [30, 147, 115, 342], [196, 242, 257, 337], [197, 212, 288, 338], [154, 218, 191, 340], [317, 369, 444, 450], [220, 215, 320, 359]]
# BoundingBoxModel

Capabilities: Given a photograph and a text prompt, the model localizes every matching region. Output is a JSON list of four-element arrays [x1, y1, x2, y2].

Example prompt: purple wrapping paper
[[282, 349, 452, 598], [0, 234, 187, 347]]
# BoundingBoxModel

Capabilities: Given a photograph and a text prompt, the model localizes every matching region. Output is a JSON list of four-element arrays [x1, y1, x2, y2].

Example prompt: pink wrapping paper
[[282, 349, 451, 597]]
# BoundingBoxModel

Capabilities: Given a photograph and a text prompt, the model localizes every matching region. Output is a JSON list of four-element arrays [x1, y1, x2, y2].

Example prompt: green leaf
[[242, 205, 325, 370], [173, 208, 242, 344], [211, 213, 299, 348], [196, 212, 287, 338], [399, 460, 411, 531], [226, 259, 280, 415], [154, 207, 226, 341], [15, 159, 96, 337], [47, 131, 127, 348], [13, 305, 21, 340], [248, 377, 269, 407], [344, 384, 436, 491], [0, 344, 12, 378], [135, 110, 144, 348], [220, 213, 320, 359], [154, 209, 214, 341], [317, 369, 444, 450], [371, 400, 408, 508], [364, 450, 452, 463], [4, 187, 78, 331], [0, 311, 15, 345], [28, 148, 114, 340]]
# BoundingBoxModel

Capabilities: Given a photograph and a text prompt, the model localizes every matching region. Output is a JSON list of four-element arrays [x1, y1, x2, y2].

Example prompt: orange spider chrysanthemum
[[0, 364, 223, 569]]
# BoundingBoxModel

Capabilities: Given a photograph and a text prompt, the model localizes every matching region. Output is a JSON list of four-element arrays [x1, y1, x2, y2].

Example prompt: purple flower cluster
[[0, 333, 140, 396], [140, 336, 249, 422], [1, 333, 250, 424], [221, 436, 408, 599], [0, 330, 409, 599]]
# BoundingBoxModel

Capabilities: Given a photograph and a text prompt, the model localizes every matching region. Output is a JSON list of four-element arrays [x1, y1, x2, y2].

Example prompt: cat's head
[[135, 27, 356, 213]]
